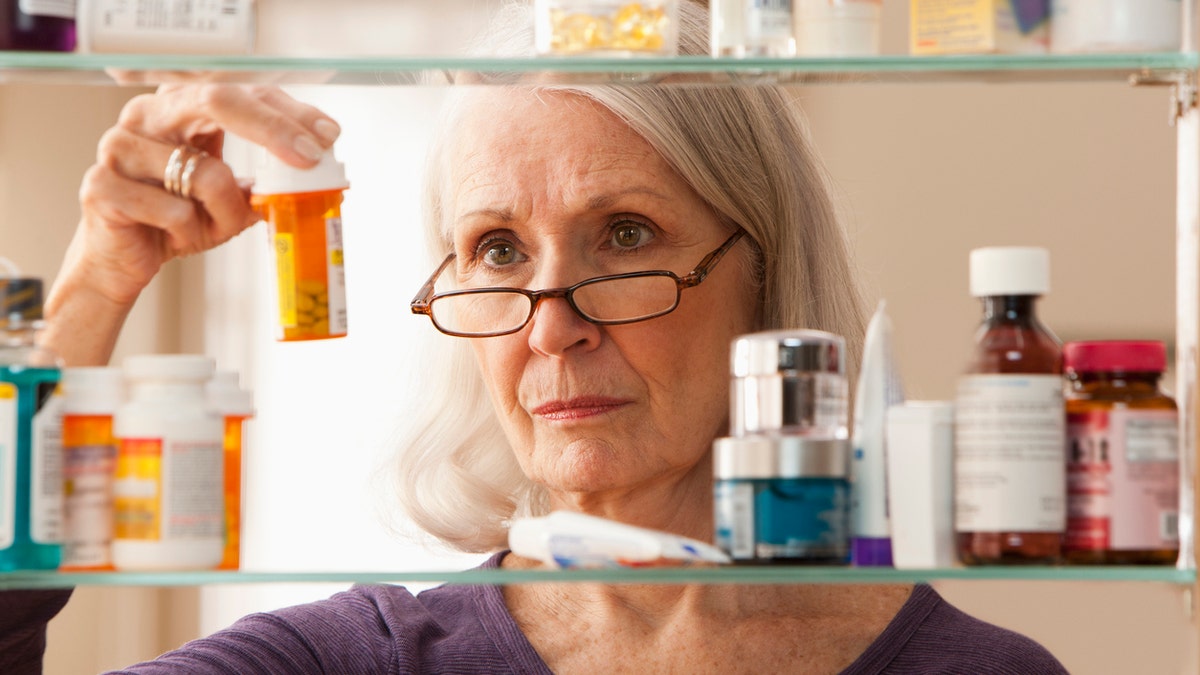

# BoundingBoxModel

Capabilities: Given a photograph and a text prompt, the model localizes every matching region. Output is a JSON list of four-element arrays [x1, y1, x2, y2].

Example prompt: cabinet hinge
[[1129, 70, 1198, 126]]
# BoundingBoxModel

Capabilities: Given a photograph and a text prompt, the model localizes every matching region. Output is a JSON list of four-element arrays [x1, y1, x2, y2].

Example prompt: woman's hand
[[43, 84, 340, 366]]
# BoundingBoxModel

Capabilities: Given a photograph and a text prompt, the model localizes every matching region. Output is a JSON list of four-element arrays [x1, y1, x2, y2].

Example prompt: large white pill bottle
[[112, 355, 224, 571]]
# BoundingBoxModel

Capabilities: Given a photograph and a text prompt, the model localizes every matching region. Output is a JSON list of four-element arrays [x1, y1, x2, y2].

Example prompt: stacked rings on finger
[[163, 145, 209, 200]]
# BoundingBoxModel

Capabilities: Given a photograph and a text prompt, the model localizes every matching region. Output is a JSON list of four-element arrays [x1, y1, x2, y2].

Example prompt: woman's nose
[[525, 292, 601, 356]]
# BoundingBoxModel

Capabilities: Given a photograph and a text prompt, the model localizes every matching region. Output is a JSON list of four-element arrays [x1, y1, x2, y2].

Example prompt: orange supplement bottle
[[955, 246, 1065, 565], [251, 148, 349, 342], [206, 371, 253, 570], [1063, 341, 1178, 565]]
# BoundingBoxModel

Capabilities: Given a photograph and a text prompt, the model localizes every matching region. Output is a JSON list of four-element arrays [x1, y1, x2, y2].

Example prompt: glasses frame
[[411, 228, 746, 338]]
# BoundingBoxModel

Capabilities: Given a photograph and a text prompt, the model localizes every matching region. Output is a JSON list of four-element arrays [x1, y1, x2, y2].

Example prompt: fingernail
[[313, 118, 341, 144], [293, 134, 324, 162]]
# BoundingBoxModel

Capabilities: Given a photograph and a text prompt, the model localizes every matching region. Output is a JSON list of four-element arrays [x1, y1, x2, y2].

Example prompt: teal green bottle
[[0, 277, 63, 571]]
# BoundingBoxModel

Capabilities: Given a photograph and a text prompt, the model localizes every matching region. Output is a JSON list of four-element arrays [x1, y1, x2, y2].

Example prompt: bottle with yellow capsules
[[251, 147, 349, 342], [0, 275, 64, 571]]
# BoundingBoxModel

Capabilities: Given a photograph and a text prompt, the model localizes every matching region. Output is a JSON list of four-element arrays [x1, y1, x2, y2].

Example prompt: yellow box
[[910, 0, 1048, 55]]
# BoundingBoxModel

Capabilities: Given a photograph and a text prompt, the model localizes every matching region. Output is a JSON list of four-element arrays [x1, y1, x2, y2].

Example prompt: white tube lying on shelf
[[508, 511, 731, 569]]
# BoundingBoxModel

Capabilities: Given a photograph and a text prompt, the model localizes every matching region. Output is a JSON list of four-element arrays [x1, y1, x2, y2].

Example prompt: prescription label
[[955, 374, 1065, 532]]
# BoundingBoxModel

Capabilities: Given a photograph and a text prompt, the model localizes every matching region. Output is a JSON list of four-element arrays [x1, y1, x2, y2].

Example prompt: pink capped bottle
[[1063, 340, 1179, 565]]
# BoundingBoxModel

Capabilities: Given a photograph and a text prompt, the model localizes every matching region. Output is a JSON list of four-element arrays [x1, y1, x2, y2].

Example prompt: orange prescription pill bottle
[[206, 371, 254, 571], [60, 366, 123, 571], [251, 148, 349, 342]]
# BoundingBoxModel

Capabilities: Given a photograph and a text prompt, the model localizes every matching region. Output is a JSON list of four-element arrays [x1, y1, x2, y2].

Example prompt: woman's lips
[[531, 397, 628, 421]]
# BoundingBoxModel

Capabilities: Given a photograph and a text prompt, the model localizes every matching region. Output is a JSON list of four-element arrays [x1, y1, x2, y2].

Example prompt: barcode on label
[[1162, 511, 1180, 542], [731, 495, 753, 557]]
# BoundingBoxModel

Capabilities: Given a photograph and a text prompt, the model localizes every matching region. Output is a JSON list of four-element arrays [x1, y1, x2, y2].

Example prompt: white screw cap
[[251, 147, 348, 196], [969, 246, 1050, 297]]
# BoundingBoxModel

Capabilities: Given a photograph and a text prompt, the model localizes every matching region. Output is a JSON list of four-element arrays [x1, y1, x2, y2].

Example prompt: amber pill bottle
[[955, 247, 1065, 565], [250, 149, 349, 342], [1063, 340, 1179, 565]]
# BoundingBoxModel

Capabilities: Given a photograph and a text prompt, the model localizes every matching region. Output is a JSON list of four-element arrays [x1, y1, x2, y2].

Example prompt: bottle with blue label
[[713, 329, 851, 564], [0, 274, 64, 571]]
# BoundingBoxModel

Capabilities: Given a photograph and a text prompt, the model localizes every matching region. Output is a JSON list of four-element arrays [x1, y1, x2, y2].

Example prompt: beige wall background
[[0, 1, 1193, 673]]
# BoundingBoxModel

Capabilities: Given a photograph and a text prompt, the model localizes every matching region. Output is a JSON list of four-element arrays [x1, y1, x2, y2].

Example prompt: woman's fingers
[[70, 83, 332, 307], [94, 126, 256, 244], [118, 84, 340, 167]]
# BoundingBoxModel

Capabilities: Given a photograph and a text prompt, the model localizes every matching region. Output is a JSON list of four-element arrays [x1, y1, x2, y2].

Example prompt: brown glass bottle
[[1063, 341, 1178, 565], [955, 248, 1064, 565]]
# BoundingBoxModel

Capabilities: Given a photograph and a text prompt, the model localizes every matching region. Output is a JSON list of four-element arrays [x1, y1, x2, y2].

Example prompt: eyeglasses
[[411, 228, 745, 338]]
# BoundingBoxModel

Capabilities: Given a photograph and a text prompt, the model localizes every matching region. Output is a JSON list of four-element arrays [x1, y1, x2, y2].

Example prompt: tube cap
[[251, 147, 349, 196], [969, 246, 1050, 297]]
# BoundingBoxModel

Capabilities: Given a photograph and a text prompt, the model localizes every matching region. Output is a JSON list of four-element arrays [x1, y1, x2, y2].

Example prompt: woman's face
[[445, 89, 758, 504]]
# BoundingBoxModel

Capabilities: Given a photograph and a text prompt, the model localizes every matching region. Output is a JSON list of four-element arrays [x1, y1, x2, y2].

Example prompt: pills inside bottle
[[251, 148, 350, 342], [534, 0, 679, 56]]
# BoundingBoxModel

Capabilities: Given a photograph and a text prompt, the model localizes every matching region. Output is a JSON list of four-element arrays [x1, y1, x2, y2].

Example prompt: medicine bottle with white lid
[[206, 370, 254, 570], [112, 354, 224, 571], [955, 246, 1065, 565], [60, 366, 124, 570], [251, 147, 350, 342]]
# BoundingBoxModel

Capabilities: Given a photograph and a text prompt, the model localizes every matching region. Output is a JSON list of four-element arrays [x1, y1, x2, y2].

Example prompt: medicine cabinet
[[1, 2, 1199, 672]]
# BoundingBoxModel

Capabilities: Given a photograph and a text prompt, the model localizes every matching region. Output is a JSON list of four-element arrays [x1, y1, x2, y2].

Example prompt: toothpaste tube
[[850, 300, 906, 566], [508, 511, 731, 569]]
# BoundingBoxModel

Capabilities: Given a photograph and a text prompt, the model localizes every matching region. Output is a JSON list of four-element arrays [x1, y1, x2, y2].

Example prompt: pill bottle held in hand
[[251, 148, 349, 342]]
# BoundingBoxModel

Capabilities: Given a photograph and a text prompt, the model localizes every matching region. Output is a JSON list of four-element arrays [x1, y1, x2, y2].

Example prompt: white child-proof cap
[[61, 366, 125, 414], [122, 354, 216, 382], [206, 371, 255, 416], [251, 147, 349, 196], [969, 246, 1050, 297]]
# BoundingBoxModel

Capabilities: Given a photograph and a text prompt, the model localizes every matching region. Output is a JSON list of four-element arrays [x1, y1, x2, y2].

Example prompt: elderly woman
[[5, 2, 1069, 673]]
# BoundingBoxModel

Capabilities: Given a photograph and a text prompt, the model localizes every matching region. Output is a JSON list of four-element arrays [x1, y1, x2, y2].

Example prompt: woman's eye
[[482, 242, 518, 266], [611, 221, 653, 249]]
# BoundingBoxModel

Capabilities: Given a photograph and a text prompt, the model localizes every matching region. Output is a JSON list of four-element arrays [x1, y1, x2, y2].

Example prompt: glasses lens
[[572, 274, 680, 322], [431, 291, 532, 336]]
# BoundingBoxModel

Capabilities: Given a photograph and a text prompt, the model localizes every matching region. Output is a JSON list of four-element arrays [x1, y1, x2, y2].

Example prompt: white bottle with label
[[60, 366, 124, 570], [711, 0, 796, 57], [75, 0, 256, 54], [112, 354, 224, 571]]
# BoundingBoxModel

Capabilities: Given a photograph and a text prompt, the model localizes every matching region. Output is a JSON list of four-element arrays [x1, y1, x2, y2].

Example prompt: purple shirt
[[5, 554, 1068, 674]]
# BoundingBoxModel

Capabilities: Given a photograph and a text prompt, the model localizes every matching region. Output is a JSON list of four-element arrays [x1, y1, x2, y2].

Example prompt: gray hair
[[388, 0, 867, 553]]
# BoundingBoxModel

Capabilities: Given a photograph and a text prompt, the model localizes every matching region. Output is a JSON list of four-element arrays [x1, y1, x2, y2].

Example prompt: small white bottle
[[60, 366, 124, 570], [886, 401, 956, 569], [75, 0, 257, 55], [113, 355, 224, 571], [711, 0, 796, 57]]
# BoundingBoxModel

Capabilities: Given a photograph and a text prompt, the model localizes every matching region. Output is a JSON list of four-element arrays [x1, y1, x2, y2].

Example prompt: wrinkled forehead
[[431, 87, 662, 240], [443, 87, 630, 165]]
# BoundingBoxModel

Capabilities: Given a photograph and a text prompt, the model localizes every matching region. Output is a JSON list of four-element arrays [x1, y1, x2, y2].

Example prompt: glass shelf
[[1, 565, 1193, 589], [0, 51, 1195, 87]]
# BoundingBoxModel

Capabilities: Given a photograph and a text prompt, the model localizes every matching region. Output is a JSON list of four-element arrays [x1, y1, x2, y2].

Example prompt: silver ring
[[179, 151, 208, 200], [163, 145, 206, 199]]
